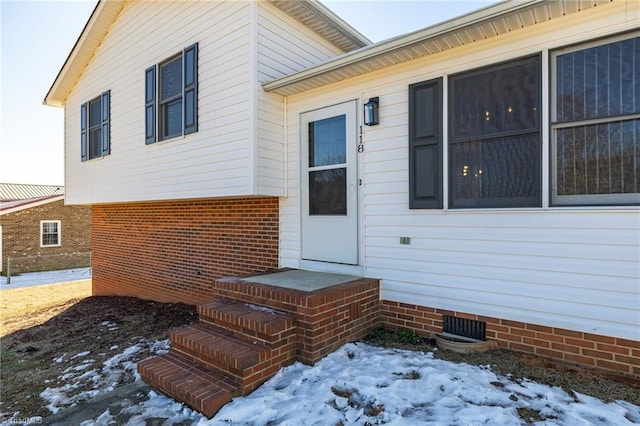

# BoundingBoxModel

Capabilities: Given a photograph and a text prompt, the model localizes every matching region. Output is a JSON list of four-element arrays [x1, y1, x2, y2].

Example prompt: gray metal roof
[[0, 183, 64, 201]]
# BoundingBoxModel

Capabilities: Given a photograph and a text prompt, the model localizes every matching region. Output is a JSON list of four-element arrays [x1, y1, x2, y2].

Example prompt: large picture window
[[552, 34, 640, 205], [145, 43, 198, 144], [448, 56, 541, 208]]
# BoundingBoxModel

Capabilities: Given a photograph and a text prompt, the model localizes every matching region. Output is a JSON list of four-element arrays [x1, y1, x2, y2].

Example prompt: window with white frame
[[551, 33, 640, 206], [41, 220, 61, 247]]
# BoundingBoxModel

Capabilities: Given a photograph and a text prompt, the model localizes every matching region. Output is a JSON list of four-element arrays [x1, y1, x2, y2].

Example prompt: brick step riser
[[169, 345, 291, 395], [198, 301, 295, 343], [137, 355, 239, 418], [169, 337, 267, 374], [199, 317, 296, 347], [210, 291, 297, 315]]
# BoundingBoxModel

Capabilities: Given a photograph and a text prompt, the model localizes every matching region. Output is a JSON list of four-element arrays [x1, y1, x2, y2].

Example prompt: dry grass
[[0, 280, 92, 336]]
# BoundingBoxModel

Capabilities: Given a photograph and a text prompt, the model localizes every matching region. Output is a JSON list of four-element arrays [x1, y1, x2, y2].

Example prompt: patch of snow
[[244, 303, 281, 315], [211, 344, 639, 425], [39, 340, 170, 416], [1, 267, 91, 289], [32, 342, 640, 425], [70, 351, 90, 359]]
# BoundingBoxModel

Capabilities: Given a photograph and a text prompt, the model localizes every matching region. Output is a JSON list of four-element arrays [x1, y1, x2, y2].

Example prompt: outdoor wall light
[[364, 97, 379, 126]]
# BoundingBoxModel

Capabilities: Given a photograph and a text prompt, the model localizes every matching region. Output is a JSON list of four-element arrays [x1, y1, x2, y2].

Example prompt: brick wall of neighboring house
[[1, 200, 92, 273], [91, 197, 279, 305], [381, 301, 640, 376]]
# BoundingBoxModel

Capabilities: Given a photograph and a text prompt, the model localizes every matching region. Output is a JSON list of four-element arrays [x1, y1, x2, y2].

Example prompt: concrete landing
[[243, 270, 359, 292]]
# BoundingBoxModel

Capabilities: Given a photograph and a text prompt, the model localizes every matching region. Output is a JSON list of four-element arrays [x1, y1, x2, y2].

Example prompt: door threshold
[[298, 260, 364, 277]]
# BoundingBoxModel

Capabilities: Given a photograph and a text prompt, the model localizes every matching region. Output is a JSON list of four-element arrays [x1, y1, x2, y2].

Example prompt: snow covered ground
[[1, 267, 91, 289], [8, 342, 639, 425]]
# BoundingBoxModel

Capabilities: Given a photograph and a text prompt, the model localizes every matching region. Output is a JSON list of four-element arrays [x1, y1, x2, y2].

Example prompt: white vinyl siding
[[280, 1, 639, 340], [65, 1, 254, 204], [64, 0, 348, 205], [257, 1, 345, 84], [254, 1, 347, 197]]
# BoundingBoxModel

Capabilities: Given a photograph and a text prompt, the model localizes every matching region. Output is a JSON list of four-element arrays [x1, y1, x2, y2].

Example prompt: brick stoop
[[138, 297, 297, 418], [138, 274, 381, 418]]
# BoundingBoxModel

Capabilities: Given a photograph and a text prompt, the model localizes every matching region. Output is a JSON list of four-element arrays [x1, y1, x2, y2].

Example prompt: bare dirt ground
[[0, 282, 197, 420], [0, 282, 638, 422]]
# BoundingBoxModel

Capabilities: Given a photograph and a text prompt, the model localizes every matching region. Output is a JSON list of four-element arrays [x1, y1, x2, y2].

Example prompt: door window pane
[[309, 168, 347, 215], [309, 115, 346, 167]]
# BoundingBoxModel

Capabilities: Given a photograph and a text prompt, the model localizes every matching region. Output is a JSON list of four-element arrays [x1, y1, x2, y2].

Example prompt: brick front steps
[[138, 273, 380, 418]]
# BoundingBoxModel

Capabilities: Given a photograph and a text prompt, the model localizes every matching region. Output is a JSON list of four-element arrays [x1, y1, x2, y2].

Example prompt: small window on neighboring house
[[81, 91, 110, 161], [145, 43, 198, 144], [41, 220, 61, 247], [448, 56, 541, 208], [551, 33, 640, 206]]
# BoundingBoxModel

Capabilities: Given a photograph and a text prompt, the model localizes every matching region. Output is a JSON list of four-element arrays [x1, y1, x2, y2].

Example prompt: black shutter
[[80, 102, 88, 161], [145, 66, 157, 144], [409, 78, 443, 209], [101, 90, 110, 156], [183, 42, 198, 135]]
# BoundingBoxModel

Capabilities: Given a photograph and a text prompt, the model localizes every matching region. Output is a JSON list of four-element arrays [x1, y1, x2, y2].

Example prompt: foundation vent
[[443, 316, 486, 341]]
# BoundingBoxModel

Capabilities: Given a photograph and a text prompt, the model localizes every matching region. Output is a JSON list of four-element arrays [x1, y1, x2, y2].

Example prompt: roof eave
[[263, 0, 549, 95], [0, 195, 65, 215], [43, 0, 125, 108], [268, 0, 371, 51]]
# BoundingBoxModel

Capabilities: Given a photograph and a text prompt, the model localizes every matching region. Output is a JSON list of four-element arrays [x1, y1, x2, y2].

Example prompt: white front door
[[301, 101, 358, 265]]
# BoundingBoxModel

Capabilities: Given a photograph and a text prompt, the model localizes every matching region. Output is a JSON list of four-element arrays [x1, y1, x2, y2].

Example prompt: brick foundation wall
[[91, 198, 279, 305], [381, 301, 640, 376], [1, 200, 91, 273]]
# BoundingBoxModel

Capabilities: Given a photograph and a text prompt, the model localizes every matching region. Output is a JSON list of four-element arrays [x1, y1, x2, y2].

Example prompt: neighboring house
[[44, 0, 638, 381], [0, 184, 91, 273]]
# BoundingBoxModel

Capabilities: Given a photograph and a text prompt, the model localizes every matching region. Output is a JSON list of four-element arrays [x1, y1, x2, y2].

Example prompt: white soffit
[[268, 0, 371, 52], [44, 1, 128, 107], [263, 0, 615, 96]]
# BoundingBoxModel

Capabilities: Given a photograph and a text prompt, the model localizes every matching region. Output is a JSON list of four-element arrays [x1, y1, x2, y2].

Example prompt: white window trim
[[40, 220, 61, 248]]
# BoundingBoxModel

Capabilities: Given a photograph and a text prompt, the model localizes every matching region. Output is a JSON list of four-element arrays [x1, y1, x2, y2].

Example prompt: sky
[[0, 0, 495, 186]]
